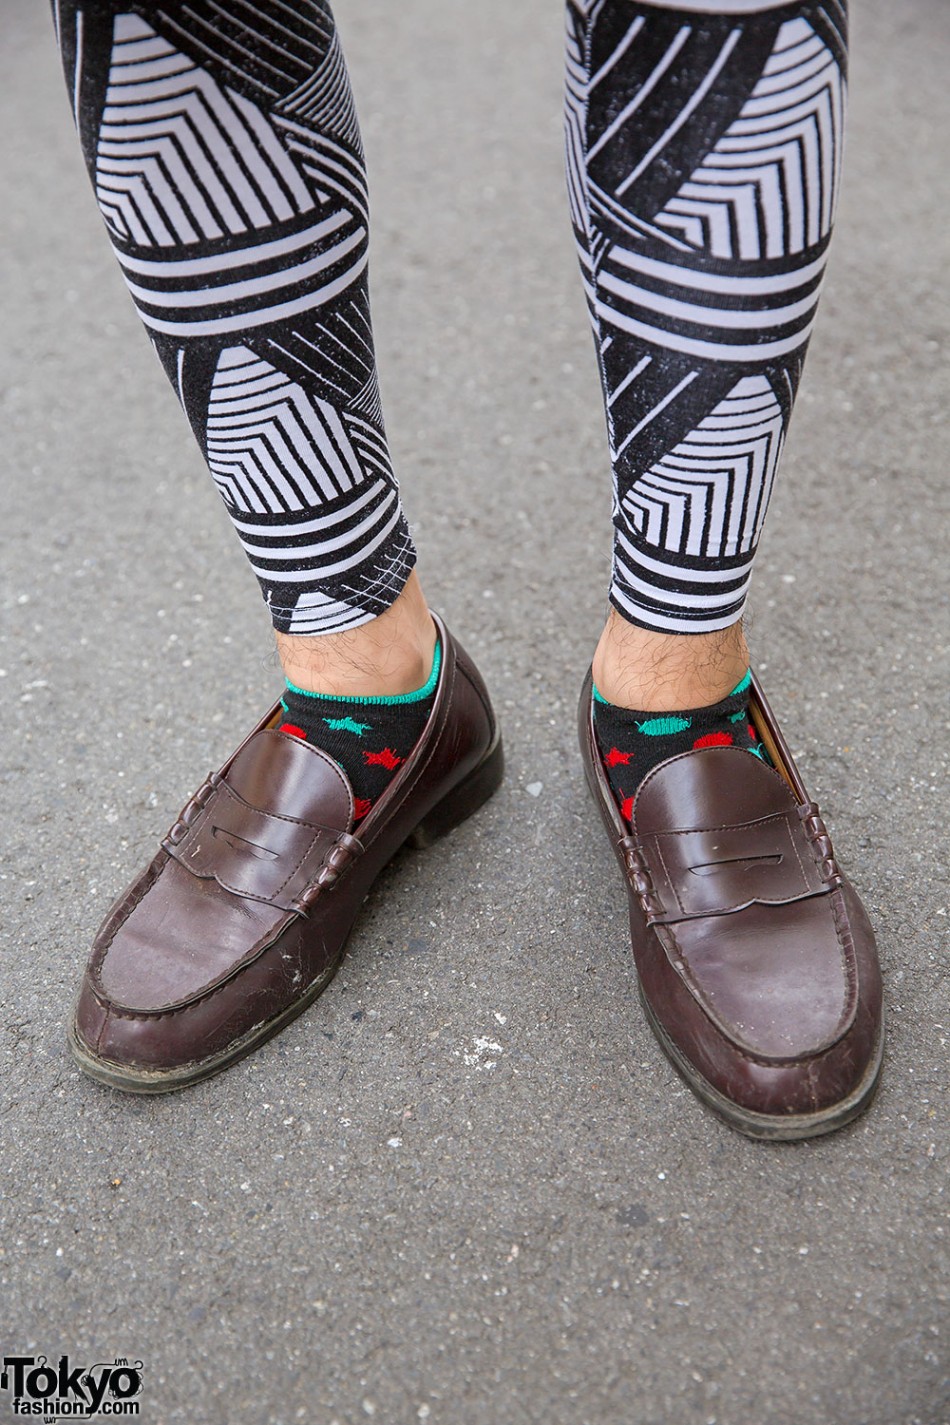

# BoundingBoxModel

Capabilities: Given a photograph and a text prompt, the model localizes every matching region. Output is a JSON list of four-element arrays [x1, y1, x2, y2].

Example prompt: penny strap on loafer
[[621, 751, 838, 927], [91, 732, 365, 1012], [627, 745, 858, 1060], [71, 614, 504, 1089], [578, 667, 884, 1134], [161, 733, 359, 913]]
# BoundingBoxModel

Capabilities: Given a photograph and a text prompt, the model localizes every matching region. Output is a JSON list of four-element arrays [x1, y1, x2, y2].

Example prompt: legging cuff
[[262, 516, 417, 635], [610, 526, 752, 634]]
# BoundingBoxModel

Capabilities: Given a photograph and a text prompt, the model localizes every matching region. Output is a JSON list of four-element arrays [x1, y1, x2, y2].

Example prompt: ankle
[[275, 571, 437, 697], [593, 610, 749, 712]]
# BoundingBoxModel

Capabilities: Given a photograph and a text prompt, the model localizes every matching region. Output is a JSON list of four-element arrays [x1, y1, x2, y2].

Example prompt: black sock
[[279, 642, 440, 823], [592, 670, 770, 824]]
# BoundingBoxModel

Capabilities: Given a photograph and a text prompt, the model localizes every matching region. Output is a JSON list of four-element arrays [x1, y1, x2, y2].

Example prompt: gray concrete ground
[[2, 1, 949, 1422]]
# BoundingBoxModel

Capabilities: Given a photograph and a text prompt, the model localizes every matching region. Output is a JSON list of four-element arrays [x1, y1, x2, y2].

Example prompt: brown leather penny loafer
[[580, 671, 884, 1141], [70, 615, 502, 1093]]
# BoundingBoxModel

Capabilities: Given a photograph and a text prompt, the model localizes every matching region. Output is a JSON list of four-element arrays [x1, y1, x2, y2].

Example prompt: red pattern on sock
[[594, 680, 767, 832], [279, 723, 306, 739], [364, 747, 402, 770], [353, 797, 372, 820], [693, 731, 733, 750]]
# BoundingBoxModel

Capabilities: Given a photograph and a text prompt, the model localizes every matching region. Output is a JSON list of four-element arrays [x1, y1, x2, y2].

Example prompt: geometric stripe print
[[654, 19, 846, 259], [229, 479, 404, 586], [94, 15, 316, 246], [96, 16, 369, 339], [581, 9, 846, 366], [206, 346, 374, 515], [611, 532, 755, 634], [566, 1, 847, 633], [280, 28, 363, 151], [114, 209, 368, 338], [596, 245, 825, 363], [230, 484, 416, 635], [622, 375, 784, 558], [53, 0, 418, 636]]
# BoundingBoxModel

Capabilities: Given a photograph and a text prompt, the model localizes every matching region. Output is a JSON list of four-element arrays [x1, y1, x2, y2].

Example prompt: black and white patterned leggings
[[53, 0, 846, 636]]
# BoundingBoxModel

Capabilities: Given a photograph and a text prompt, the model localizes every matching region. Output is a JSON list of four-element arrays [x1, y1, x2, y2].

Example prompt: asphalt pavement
[[2, 1, 949, 1422]]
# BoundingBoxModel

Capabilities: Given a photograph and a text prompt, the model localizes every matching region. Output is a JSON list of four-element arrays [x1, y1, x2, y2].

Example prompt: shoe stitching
[[210, 828, 322, 905], [90, 897, 285, 1018], [88, 631, 475, 1023], [643, 815, 818, 918], [93, 829, 351, 1016], [177, 778, 330, 840], [645, 810, 798, 839], [90, 851, 166, 976], [652, 838, 682, 916], [162, 743, 354, 906], [650, 877, 857, 1066], [91, 784, 343, 1011], [786, 816, 810, 887], [589, 679, 867, 1073], [271, 828, 333, 903], [585, 694, 829, 924], [829, 884, 859, 1023]]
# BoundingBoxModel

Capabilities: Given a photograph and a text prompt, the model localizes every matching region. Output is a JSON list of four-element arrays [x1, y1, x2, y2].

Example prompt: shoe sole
[[638, 983, 885, 1141], [69, 733, 505, 1094]]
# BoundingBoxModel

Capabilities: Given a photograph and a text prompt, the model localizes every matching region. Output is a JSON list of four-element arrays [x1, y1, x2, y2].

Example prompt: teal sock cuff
[[285, 638, 441, 706], [593, 667, 751, 708]]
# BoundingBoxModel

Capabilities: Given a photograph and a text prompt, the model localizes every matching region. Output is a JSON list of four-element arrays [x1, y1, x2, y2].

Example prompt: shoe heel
[[407, 736, 504, 849]]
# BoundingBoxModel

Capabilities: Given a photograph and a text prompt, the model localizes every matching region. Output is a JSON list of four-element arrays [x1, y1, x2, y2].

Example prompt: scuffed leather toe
[[69, 615, 503, 1092]]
